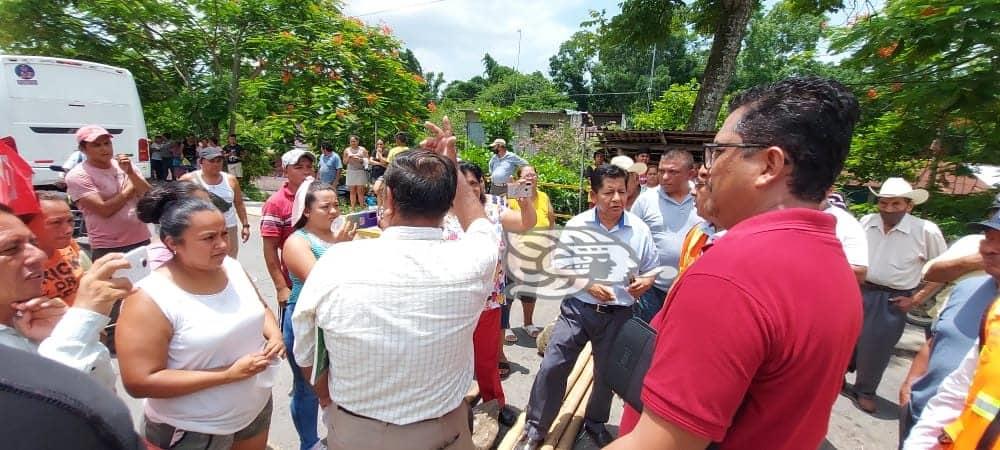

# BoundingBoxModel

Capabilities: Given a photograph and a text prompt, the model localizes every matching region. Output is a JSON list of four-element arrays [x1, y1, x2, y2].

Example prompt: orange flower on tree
[[280, 31, 293, 39], [427, 101, 437, 113], [282, 71, 292, 84], [332, 34, 344, 46], [920, 6, 940, 17], [354, 35, 368, 47], [336, 109, 347, 118], [412, 73, 425, 84], [380, 24, 393, 35], [877, 42, 899, 59], [890, 82, 903, 93], [365, 93, 378, 105], [867, 88, 879, 100]]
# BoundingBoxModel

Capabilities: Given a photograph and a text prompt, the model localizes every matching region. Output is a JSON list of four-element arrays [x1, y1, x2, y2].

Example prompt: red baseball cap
[[75, 125, 113, 144]]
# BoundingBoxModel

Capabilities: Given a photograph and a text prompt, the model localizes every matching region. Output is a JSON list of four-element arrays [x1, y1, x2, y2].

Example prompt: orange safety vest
[[941, 297, 1000, 449], [677, 224, 711, 275]]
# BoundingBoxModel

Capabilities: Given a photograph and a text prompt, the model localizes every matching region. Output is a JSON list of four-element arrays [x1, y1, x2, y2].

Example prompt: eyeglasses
[[702, 142, 768, 169]]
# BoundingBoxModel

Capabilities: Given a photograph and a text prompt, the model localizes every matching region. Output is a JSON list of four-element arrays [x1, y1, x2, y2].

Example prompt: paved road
[[113, 209, 925, 450]]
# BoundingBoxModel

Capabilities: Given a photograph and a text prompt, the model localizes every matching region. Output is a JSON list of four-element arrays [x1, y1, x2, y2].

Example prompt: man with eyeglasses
[[609, 77, 863, 450]]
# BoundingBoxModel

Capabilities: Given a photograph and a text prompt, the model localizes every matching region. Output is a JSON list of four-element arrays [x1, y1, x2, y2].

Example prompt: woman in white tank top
[[180, 146, 251, 259], [116, 189, 283, 450]]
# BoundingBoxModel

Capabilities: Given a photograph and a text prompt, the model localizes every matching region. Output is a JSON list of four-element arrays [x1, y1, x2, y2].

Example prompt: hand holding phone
[[507, 180, 532, 199], [113, 246, 151, 284]]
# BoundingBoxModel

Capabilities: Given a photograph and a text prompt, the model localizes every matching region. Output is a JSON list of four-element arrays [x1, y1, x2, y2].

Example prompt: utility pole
[[514, 29, 522, 105], [647, 43, 657, 113]]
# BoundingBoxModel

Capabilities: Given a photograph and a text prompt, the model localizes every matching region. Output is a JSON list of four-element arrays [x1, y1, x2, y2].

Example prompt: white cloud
[[343, 0, 621, 83]]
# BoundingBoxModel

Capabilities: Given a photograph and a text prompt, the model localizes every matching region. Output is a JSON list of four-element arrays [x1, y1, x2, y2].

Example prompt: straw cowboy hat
[[870, 177, 929, 205], [610, 155, 647, 175]]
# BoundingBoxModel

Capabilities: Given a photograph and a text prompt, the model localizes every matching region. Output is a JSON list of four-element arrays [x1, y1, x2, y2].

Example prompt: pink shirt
[[66, 160, 150, 249]]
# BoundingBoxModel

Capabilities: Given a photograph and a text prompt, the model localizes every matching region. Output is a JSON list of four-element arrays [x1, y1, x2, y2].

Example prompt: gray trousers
[[524, 297, 631, 441], [852, 285, 913, 398]]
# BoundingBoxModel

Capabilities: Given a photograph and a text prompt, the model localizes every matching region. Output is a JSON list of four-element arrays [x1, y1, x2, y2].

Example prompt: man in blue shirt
[[898, 209, 1000, 444], [487, 138, 528, 195], [629, 149, 702, 322], [514, 164, 660, 450], [318, 141, 342, 187]]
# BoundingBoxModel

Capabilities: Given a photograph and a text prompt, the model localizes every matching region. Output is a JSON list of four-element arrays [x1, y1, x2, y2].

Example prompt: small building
[[462, 109, 624, 152], [595, 130, 716, 164]]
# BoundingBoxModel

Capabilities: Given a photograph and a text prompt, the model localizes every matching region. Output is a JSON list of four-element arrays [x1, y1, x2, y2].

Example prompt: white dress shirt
[[903, 344, 979, 449], [292, 219, 498, 425], [0, 307, 115, 389], [861, 213, 947, 290], [825, 205, 869, 268]]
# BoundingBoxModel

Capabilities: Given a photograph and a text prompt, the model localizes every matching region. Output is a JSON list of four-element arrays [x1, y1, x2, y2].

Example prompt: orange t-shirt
[[41, 241, 87, 305]]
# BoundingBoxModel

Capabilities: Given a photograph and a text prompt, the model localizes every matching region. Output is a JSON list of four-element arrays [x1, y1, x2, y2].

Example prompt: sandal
[[504, 329, 518, 343], [499, 361, 511, 379], [523, 325, 543, 339]]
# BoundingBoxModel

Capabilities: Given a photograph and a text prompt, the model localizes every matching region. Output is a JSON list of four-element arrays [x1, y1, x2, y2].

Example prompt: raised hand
[[419, 116, 457, 162]]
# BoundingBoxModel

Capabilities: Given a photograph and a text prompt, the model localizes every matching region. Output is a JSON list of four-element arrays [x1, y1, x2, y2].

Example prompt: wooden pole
[[541, 358, 594, 448], [497, 345, 593, 450], [555, 383, 594, 450]]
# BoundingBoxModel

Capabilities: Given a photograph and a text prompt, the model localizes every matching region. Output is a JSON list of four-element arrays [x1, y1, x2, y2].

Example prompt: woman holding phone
[[281, 179, 355, 450], [116, 190, 284, 450], [442, 161, 535, 426]]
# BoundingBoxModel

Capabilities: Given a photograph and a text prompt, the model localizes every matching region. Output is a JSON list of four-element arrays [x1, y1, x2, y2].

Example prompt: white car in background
[[0, 55, 150, 187]]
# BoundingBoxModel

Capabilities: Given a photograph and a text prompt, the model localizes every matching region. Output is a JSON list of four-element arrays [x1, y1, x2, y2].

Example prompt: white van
[[0, 55, 150, 187]]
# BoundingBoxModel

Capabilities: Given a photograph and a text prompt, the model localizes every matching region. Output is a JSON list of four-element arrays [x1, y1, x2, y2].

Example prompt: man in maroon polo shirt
[[608, 77, 863, 450], [261, 148, 316, 312]]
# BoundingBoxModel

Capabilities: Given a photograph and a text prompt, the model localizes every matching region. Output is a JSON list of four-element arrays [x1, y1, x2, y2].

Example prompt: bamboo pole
[[563, 342, 592, 400], [497, 411, 527, 450], [554, 383, 594, 450], [497, 344, 593, 450], [541, 358, 594, 448]]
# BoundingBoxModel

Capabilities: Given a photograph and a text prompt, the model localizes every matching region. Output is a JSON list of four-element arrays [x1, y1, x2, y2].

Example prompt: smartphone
[[113, 246, 151, 284], [507, 181, 532, 198], [344, 210, 378, 228]]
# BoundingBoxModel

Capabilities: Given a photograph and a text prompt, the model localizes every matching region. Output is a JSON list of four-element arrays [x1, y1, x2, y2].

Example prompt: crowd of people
[[3, 75, 1000, 450]]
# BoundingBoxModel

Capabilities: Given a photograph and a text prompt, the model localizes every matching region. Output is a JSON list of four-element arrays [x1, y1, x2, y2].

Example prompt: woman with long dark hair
[[281, 179, 355, 450]]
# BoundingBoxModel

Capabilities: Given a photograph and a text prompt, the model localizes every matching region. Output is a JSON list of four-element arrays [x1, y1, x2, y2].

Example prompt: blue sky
[[343, 0, 881, 84]]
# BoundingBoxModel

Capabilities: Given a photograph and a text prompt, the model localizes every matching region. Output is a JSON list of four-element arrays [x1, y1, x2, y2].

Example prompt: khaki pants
[[327, 402, 473, 450]]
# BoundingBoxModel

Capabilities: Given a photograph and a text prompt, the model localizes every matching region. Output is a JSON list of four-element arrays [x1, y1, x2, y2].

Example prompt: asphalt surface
[[112, 207, 925, 450]]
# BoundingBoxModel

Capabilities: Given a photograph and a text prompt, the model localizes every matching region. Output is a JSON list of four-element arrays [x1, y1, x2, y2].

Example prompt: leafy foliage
[[0, 0, 429, 179], [477, 106, 523, 144], [832, 0, 1000, 181]]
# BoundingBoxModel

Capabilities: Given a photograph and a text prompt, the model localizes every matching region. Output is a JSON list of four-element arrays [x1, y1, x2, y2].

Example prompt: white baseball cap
[[281, 148, 316, 167]]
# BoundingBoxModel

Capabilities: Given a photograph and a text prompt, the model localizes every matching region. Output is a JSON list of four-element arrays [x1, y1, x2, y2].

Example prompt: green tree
[[0, 0, 429, 178], [603, 0, 847, 131], [831, 0, 1000, 182]]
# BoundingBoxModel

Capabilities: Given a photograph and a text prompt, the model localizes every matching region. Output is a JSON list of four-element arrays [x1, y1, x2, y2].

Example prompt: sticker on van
[[14, 64, 37, 85]]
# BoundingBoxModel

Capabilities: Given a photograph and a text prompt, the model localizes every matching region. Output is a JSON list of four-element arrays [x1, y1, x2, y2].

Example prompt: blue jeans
[[282, 302, 321, 450], [634, 285, 669, 323]]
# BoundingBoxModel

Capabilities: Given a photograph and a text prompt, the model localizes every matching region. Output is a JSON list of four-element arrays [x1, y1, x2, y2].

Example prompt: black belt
[[572, 297, 630, 314], [337, 405, 437, 426], [862, 282, 914, 297]]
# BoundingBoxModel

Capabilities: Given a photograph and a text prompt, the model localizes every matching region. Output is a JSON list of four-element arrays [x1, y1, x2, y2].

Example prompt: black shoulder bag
[[604, 316, 657, 412]]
